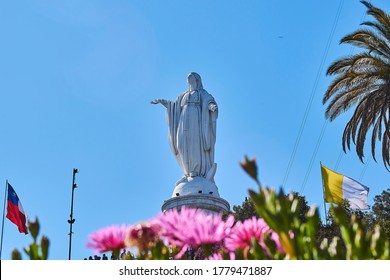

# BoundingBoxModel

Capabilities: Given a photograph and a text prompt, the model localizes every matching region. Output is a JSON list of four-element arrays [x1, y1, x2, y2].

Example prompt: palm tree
[[323, 1, 390, 170]]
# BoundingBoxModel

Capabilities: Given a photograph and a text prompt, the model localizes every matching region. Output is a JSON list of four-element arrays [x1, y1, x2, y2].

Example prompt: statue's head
[[187, 72, 203, 90]]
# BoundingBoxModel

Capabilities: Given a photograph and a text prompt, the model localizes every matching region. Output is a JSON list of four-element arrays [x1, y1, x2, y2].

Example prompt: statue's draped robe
[[166, 89, 217, 181]]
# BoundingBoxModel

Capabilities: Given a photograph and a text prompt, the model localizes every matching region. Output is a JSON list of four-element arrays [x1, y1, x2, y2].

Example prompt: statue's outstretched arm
[[150, 99, 168, 108]]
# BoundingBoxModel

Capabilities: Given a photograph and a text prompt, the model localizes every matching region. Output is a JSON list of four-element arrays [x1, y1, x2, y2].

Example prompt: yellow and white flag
[[320, 164, 369, 210]]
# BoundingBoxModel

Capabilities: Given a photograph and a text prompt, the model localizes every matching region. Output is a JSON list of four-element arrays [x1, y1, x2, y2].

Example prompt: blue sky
[[1, 0, 389, 260]]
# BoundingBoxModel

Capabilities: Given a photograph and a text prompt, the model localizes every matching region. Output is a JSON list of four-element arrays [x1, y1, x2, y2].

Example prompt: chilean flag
[[6, 182, 28, 234]]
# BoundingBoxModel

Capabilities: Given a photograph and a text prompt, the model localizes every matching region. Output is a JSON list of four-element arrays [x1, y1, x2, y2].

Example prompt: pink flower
[[225, 217, 283, 254], [271, 231, 285, 253], [207, 252, 223, 260], [157, 207, 234, 258], [86, 225, 128, 253], [125, 219, 162, 252]]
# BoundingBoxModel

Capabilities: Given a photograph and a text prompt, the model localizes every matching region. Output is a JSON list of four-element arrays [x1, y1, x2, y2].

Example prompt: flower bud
[[40, 235, 50, 259], [11, 248, 22, 260], [28, 217, 40, 241], [240, 155, 258, 182]]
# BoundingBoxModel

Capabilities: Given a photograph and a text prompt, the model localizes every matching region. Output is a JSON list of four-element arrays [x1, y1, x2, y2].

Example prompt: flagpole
[[320, 163, 328, 224], [322, 192, 328, 225], [0, 180, 9, 259]]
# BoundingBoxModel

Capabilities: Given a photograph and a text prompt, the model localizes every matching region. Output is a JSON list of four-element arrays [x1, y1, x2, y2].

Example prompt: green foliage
[[16, 158, 387, 261], [11, 217, 50, 260], [332, 205, 389, 259], [315, 190, 390, 248], [372, 188, 390, 239], [241, 156, 390, 260], [249, 187, 321, 259], [231, 193, 310, 224], [83, 157, 388, 261], [232, 197, 258, 221], [138, 240, 172, 260]]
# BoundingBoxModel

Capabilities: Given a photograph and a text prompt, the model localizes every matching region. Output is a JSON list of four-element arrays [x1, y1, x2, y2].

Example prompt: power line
[[334, 150, 344, 171], [359, 159, 370, 182], [299, 3, 372, 194], [300, 120, 328, 194], [282, 0, 344, 188]]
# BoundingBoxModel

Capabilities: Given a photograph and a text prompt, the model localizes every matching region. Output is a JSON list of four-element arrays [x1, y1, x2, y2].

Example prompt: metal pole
[[320, 163, 328, 224], [68, 168, 78, 260], [0, 180, 9, 259], [323, 192, 328, 225]]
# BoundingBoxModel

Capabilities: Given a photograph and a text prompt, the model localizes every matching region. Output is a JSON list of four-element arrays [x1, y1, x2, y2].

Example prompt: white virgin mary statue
[[151, 72, 218, 187]]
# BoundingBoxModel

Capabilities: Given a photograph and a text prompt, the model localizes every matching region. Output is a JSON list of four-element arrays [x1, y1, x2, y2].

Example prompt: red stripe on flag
[[6, 196, 28, 234], [6, 183, 28, 234]]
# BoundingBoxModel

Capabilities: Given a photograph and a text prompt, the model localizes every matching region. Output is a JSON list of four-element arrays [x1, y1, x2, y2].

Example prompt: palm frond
[[361, 21, 390, 43], [324, 1, 390, 170], [323, 70, 381, 104], [325, 82, 375, 120], [326, 52, 382, 75], [341, 29, 390, 59], [361, 1, 390, 30]]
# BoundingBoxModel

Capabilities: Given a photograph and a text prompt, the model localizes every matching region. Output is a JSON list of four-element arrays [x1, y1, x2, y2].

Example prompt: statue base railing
[[161, 194, 230, 215]]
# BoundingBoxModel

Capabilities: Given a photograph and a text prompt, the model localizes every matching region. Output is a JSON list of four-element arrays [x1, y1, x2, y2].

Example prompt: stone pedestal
[[161, 176, 230, 215], [162, 194, 230, 215]]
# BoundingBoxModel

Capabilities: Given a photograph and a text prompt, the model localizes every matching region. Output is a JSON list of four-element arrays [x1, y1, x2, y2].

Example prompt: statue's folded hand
[[209, 104, 218, 112]]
